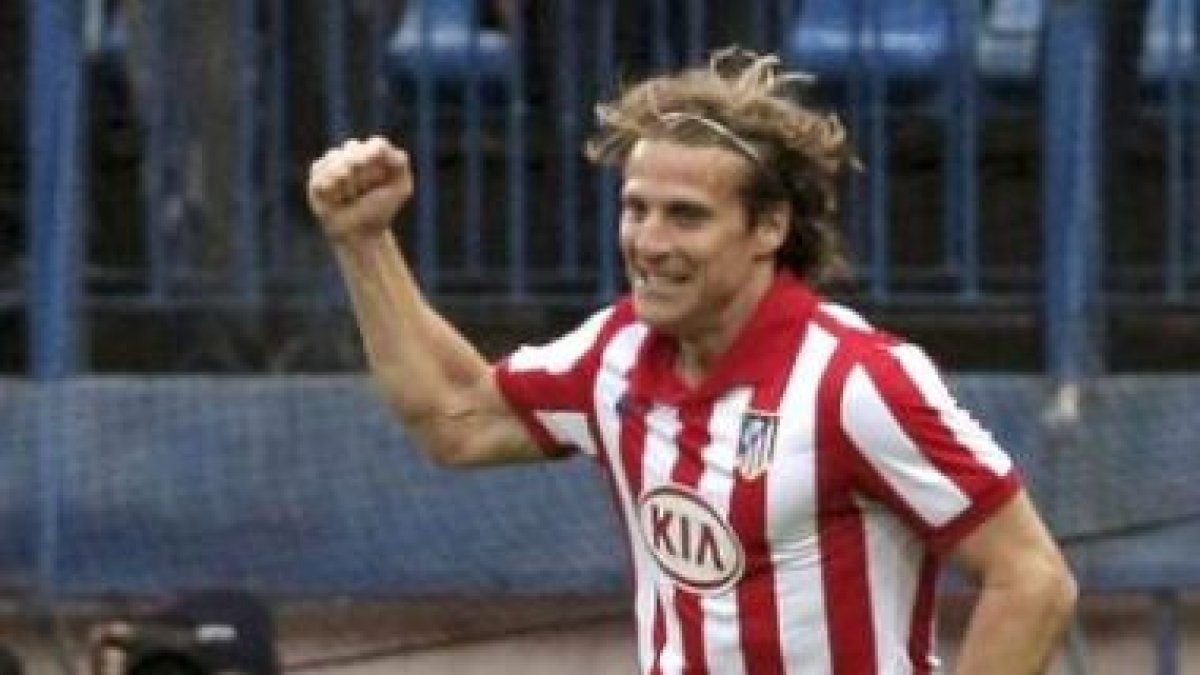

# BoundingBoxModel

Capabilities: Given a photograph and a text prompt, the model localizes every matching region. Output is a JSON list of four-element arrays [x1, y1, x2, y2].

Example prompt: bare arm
[[952, 490, 1078, 674], [308, 136, 543, 466]]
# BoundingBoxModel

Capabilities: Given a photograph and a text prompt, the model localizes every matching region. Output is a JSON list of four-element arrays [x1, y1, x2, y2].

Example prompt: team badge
[[736, 409, 779, 480]]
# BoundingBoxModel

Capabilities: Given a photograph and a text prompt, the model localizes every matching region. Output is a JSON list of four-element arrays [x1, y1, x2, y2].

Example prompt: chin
[[632, 298, 688, 334]]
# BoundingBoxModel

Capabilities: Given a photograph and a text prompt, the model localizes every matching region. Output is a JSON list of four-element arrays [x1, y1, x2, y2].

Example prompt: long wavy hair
[[587, 47, 857, 284]]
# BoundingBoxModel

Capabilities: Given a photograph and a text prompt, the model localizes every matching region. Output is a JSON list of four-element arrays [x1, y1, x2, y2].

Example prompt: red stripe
[[731, 464, 785, 674], [650, 600, 667, 675], [815, 345, 878, 674], [863, 349, 999, 496], [860, 347, 1022, 551], [618, 382, 655, 671], [671, 400, 715, 674], [908, 554, 939, 675], [729, 330, 804, 675]]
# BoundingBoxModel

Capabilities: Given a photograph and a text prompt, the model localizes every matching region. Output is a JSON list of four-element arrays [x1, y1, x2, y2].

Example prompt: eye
[[667, 203, 710, 229], [621, 196, 648, 222]]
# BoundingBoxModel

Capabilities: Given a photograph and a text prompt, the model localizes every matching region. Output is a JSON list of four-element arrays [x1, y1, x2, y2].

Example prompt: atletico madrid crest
[[736, 409, 779, 480]]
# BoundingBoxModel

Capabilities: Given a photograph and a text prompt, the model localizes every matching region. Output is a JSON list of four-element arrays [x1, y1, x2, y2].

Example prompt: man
[[307, 48, 1076, 674]]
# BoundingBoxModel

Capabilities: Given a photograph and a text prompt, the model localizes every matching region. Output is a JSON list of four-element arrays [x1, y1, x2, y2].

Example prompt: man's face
[[619, 139, 783, 337]]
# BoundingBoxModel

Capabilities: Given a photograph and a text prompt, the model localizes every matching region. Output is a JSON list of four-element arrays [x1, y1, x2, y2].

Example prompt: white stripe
[[644, 403, 684, 675], [657, 580, 685, 675], [699, 387, 753, 675], [889, 345, 1012, 476], [858, 496, 924, 674], [842, 365, 971, 527], [770, 325, 837, 674], [508, 306, 614, 374], [533, 411, 596, 455], [818, 301, 872, 331], [591, 323, 654, 672]]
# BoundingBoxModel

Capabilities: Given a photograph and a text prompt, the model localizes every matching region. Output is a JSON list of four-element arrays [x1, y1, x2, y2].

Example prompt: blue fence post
[[27, 0, 86, 607], [506, 0, 529, 301], [322, 1, 349, 141], [462, 0, 483, 276], [863, 0, 890, 302], [143, 1, 172, 301], [1043, 0, 1102, 384], [414, 4, 439, 292], [237, 0, 263, 304], [1164, 0, 1187, 302], [29, 0, 85, 380], [945, 0, 981, 301], [595, 0, 619, 301], [556, 0, 582, 275], [266, 0, 289, 286]]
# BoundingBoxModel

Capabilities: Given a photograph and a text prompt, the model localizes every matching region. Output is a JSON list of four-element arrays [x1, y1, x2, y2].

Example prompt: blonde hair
[[587, 47, 857, 283]]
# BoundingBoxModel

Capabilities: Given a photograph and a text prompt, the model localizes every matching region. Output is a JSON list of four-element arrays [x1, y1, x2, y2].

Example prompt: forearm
[[332, 231, 490, 425], [309, 136, 533, 465], [954, 576, 1076, 674]]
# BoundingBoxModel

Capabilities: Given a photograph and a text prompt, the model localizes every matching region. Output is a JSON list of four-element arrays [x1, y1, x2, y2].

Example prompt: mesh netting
[[1, 376, 624, 596], [3, 374, 1198, 599]]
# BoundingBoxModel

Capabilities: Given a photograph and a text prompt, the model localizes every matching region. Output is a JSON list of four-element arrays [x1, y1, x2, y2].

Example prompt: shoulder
[[505, 298, 640, 374], [811, 300, 902, 355], [808, 300, 945, 391]]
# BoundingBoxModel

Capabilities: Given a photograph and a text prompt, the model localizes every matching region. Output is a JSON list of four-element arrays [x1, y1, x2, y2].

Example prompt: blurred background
[[1, 0, 1198, 672]]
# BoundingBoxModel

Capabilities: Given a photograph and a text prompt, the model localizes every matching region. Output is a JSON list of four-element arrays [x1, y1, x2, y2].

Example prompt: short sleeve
[[839, 343, 1022, 553], [494, 306, 616, 457]]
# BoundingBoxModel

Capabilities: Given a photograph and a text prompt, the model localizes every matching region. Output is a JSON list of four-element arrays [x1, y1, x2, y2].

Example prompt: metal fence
[[15, 0, 1199, 376]]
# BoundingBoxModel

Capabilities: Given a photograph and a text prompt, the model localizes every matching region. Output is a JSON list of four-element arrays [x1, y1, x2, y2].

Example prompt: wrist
[[330, 228, 399, 262]]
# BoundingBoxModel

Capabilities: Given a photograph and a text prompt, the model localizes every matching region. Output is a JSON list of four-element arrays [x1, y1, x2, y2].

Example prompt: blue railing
[[20, 0, 1200, 363]]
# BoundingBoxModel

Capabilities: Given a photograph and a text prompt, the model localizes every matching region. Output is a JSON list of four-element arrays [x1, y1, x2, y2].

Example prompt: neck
[[674, 268, 777, 387]]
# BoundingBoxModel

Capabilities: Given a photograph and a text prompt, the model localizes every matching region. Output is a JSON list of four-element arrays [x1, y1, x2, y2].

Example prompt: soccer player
[[307, 48, 1076, 674]]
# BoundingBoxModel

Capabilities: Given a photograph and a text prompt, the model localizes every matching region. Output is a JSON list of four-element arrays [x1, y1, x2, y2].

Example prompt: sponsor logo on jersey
[[737, 409, 779, 480], [637, 485, 745, 595]]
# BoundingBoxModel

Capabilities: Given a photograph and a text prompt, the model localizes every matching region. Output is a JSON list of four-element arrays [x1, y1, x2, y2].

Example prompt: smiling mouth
[[632, 268, 690, 294]]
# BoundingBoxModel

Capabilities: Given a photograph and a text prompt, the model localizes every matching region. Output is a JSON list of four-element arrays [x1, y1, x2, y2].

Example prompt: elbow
[[981, 550, 1078, 628], [1051, 561, 1079, 624], [369, 372, 487, 468], [1027, 554, 1079, 628], [424, 442, 475, 469], [394, 409, 474, 469], [391, 406, 479, 469]]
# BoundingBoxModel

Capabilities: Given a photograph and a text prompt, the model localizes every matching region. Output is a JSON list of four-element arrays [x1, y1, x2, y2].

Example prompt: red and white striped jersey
[[495, 272, 1021, 675]]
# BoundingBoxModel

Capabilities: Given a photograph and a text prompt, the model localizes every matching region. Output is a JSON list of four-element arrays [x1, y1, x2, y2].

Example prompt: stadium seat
[[1140, 0, 1196, 83], [787, 0, 949, 80], [787, 0, 1045, 82], [977, 0, 1045, 80], [386, 0, 513, 81]]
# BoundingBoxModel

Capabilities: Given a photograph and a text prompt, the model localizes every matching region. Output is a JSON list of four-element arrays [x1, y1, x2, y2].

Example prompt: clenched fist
[[307, 136, 413, 241]]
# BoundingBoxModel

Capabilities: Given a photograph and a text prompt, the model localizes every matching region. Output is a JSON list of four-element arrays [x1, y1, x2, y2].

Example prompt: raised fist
[[307, 136, 413, 241]]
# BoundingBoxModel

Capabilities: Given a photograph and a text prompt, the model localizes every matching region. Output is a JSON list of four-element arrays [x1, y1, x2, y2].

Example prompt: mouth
[[631, 267, 690, 295]]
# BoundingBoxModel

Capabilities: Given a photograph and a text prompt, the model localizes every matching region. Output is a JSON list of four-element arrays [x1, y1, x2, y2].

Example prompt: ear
[[752, 202, 789, 258]]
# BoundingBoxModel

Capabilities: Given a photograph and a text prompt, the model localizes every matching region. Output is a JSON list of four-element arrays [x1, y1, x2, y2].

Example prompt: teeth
[[635, 271, 686, 289]]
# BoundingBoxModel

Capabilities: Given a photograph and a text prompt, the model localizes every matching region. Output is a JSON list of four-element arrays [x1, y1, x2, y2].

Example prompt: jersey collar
[[630, 271, 819, 407]]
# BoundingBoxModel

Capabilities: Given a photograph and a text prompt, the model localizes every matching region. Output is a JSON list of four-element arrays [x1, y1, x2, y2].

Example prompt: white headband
[[656, 111, 765, 168]]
